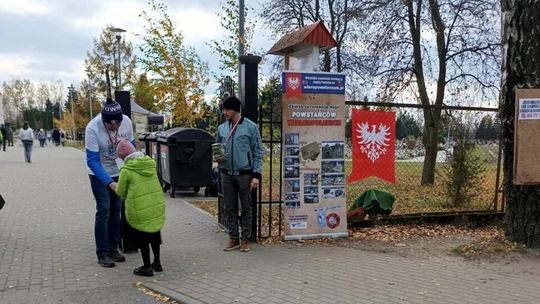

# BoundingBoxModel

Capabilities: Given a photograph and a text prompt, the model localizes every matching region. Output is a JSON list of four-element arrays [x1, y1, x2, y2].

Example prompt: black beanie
[[101, 98, 123, 123], [222, 96, 242, 112]]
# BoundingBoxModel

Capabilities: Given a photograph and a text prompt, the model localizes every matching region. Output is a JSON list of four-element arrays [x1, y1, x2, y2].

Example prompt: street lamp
[[111, 27, 126, 90], [68, 84, 76, 141], [85, 68, 93, 119]]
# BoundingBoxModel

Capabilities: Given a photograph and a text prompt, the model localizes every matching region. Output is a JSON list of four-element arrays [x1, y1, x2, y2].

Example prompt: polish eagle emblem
[[288, 76, 300, 91], [356, 122, 391, 162]]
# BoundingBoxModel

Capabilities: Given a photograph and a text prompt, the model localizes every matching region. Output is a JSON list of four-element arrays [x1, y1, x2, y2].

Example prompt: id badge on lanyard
[[108, 143, 116, 158], [105, 124, 119, 159]]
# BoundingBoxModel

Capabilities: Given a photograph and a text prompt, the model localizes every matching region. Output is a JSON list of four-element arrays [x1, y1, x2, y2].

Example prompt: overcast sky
[[0, 0, 277, 97]]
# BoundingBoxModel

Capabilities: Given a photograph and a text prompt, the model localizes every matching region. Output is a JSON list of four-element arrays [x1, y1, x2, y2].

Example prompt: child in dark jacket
[[115, 140, 165, 277]]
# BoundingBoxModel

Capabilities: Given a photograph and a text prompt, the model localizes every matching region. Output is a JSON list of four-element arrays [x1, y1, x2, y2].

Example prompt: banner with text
[[282, 71, 348, 240]]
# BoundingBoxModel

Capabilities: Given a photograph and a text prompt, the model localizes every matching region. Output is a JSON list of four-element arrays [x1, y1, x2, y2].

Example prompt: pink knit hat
[[117, 139, 136, 160]]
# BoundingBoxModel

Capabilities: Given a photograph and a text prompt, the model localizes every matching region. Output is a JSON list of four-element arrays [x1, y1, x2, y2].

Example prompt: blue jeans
[[89, 175, 121, 258], [22, 140, 33, 162]]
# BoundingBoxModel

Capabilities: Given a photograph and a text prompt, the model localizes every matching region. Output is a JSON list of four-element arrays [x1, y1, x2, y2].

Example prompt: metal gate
[[216, 76, 284, 241]]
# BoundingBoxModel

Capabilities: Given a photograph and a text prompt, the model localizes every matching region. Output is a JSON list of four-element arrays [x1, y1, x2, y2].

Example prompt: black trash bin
[[157, 128, 215, 197], [145, 131, 163, 185], [138, 132, 150, 156]]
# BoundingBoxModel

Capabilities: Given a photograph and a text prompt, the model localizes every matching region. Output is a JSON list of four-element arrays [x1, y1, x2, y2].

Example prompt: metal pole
[[69, 85, 76, 141], [116, 35, 122, 90], [238, 0, 245, 90]]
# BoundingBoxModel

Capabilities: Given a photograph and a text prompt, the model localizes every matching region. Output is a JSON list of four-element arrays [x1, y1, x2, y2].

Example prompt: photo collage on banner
[[281, 71, 348, 240]]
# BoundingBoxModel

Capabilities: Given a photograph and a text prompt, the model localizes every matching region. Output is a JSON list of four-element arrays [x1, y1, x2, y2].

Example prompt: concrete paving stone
[[4, 146, 540, 303]]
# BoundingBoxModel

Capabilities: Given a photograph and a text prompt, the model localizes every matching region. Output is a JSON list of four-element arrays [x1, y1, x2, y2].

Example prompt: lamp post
[[85, 69, 93, 119], [68, 84, 76, 141], [111, 27, 126, 90], [238, 0, 245, 93]]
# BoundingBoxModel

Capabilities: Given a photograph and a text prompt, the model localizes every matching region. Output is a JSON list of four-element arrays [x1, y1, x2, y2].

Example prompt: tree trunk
[[501, 0, 540, 247], [323, 50, 331, 71], [422, 123, 439, 184]]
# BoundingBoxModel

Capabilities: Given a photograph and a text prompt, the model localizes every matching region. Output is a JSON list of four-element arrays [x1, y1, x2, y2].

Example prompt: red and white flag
[[283, 72, 302, 97], [348, 109, 396, 184]]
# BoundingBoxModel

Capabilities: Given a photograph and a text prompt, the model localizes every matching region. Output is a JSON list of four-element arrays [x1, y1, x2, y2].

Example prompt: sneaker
[[133, 266, 154, 277], [97, 256, 115, 267], [223, 239, 240, 251], [240, 240, 250, 252], [152, 262, 163, 272], [109, 251, 126, 262]]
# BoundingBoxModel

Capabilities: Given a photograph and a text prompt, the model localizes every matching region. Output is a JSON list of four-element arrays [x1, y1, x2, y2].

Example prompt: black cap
[[222, 96, 241, 112], [101, 98, 123, 123]]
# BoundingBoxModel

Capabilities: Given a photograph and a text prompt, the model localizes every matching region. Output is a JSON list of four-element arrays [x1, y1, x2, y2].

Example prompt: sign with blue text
[[282, 72, 346, 96], [282, 71, 348, 240]]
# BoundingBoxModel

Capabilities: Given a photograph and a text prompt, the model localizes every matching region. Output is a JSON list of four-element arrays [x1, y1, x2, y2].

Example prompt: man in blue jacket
[[215, 96, 263, 252], [85, 98, 135, 267]]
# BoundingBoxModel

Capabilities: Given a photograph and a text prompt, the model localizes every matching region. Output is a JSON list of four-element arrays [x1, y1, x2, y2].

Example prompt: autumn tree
[[138, 0, 209, 127], [208, 0, 256, 82], [2, 79, 37, 125], [84, 25, 137, 99], [133, 74, 157, 113], [501, 0, 540, 247], [206, 0, 257, 128], [356, 0, 500, 185]]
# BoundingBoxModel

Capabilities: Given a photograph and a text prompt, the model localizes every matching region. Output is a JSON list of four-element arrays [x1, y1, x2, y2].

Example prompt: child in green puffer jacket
[[115, 139, 165, 277]]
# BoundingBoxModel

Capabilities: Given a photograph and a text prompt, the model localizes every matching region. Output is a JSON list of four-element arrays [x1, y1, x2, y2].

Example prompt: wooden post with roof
[[267, 22, 349, 241], [268, 21, 337, 71]]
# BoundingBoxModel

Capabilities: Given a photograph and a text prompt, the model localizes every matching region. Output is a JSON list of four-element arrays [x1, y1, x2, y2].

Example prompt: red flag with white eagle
[[283, 72, 302, 97], [348, 109, 396, 184]]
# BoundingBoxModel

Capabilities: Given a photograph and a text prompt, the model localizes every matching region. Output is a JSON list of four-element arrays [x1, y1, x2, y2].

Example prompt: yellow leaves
[[139, 2, 209, 128]]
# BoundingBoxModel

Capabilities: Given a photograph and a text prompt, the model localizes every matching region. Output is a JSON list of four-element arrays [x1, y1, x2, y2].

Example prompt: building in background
[[130, 100, 163, 135]]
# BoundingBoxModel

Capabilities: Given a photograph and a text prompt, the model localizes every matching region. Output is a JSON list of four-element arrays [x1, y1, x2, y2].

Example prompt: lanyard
[[225, 118, 241, 142], [104, 123, 119, 150]]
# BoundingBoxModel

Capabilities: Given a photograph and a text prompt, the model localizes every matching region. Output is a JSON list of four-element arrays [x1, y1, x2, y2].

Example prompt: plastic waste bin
[[145, 131, 163, 185], [138, 132, 150, 155], [157, 128, 215, 197]]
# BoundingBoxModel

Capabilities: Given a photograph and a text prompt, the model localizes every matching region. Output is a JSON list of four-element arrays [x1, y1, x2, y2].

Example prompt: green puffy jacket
[[116, 154, 165, 233]]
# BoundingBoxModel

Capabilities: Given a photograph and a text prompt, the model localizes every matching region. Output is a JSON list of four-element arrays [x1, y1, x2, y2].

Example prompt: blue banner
[[302, 73, 345, 95], [282, 72, 346, 96]]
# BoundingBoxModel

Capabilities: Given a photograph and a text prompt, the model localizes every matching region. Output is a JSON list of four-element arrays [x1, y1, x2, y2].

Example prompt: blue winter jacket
[[216, 117, 264, 180]]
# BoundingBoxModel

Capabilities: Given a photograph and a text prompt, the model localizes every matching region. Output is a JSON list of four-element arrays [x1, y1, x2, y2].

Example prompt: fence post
[[239, 54, 262, 242]]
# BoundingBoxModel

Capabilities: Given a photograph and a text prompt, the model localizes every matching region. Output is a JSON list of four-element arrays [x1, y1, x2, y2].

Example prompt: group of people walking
[[84, 96, 263, 277], [1, 123, 67, 163]]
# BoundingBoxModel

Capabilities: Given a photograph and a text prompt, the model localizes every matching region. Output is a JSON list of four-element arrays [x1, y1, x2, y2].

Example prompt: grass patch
[[260, 152, 500, 215], [64, 141, 85, 151]]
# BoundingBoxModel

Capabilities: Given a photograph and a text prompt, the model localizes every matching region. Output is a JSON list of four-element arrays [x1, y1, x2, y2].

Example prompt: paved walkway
[[1, 144, 540, 303]]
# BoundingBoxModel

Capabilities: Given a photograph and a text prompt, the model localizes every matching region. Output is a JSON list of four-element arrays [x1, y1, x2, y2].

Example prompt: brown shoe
[[223, 239, 240, 251], [240, 240, 250, 252]]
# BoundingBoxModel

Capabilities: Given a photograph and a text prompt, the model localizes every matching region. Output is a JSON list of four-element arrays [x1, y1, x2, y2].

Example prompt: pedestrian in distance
[[6, 125, 13, 146], [38, 129, 47, 147], [215, 96, 264, 252], [85, 97, 134, 268], [0, 124, 7, 151], [19, 121, 34, 163], [60, 130, 66, 146], [115, 139, 165, 277], [52, 126, 61, 146]]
